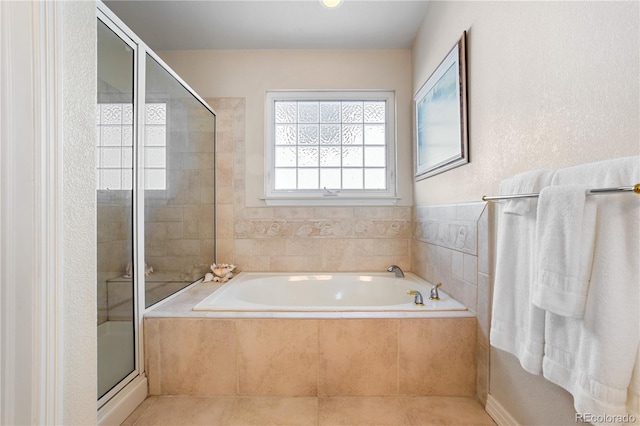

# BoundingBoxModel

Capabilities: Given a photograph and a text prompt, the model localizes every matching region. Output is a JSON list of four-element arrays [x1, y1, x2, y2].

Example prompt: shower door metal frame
[[96, 0, 217, 418], [96, 6, 144, 410]]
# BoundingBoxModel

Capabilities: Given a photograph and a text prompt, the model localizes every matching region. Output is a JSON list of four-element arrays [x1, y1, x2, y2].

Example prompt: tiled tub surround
[[206, 98, 490, 401], [144, 283, 477, 398], [210, 97, 412, 273], [411, 202, 492, 405]]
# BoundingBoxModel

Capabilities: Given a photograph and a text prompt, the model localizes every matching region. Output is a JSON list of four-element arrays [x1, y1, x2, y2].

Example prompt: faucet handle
[[406, 290, 425, 306], [429, 283, 442, 301]]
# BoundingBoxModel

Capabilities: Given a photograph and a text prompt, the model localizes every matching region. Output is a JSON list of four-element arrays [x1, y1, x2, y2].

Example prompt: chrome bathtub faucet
[[386, 265, 404, 278]]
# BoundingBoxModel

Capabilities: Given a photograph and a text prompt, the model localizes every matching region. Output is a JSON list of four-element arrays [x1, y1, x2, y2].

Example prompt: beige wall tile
[[283, 239, 322, 257], [200, 239, 215, 265], [234, 255, 270, 272], [155, 318, 237, 396], [237, 319, 318, 396], [216, 152, 234, 187], [217, 204, 235, 239], [166, 239, 201, 257], [399, 318, 476, 396], [318, 319, 398, 396], [147, 205, 183, 222], [268, 255, 323, 272], [216, 238, 235, 263], [145, 319, 161, 395], [165, 222, 184, 240]]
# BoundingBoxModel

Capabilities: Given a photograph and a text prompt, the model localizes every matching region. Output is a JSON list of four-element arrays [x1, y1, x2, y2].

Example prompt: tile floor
[[121, 395, 496, 426]]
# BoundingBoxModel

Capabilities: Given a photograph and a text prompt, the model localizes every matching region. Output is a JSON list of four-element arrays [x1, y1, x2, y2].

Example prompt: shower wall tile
[[146, 205, 184, 223], [97, 190, 132, 324], [463, 254, 478, 284]]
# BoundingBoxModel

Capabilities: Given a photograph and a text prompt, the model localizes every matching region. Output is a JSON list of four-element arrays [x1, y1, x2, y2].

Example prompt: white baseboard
[[97, 375, 147, 426], [486, 394, 520, 426]]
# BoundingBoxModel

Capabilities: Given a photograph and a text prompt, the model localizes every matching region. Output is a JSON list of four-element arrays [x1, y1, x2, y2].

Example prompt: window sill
[[261, 195, 400, 207]]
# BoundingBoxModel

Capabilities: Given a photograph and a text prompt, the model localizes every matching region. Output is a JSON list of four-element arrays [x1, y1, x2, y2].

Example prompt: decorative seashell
[[210, 263, 236, 283], [203, 272, 214, 282], [145, 263, 154, 277], [211, 263, 236, 277]]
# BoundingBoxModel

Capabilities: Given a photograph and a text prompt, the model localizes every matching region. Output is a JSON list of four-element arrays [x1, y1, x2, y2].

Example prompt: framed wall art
[[414, 31, 468, 181]]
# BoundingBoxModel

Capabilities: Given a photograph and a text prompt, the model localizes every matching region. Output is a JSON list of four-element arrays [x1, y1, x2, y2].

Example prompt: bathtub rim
[[170, 271, 475, 319]]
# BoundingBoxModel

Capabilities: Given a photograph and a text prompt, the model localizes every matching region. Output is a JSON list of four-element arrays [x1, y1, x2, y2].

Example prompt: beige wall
[[412, 1, 639, 206], [158, 49, 414, 207], [412, 1, 639, 424]]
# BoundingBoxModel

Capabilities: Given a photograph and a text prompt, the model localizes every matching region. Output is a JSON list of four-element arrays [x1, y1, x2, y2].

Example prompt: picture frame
[[414, 31, 468, 181]]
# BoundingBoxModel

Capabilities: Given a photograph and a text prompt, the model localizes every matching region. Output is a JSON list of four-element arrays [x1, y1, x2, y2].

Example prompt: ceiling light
[[321, 0, 343, 9]]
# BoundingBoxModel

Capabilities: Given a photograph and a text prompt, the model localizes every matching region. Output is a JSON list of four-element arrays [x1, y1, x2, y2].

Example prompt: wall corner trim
[[485, 394, 520, 426]]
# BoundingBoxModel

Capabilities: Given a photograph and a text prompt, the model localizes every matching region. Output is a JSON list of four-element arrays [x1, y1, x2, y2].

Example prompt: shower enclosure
[[96, 3, 216, 409]]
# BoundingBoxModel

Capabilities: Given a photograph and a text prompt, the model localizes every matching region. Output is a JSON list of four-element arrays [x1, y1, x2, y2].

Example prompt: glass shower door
[[96, 18, 136, 400], [143, 54, 216, 307]]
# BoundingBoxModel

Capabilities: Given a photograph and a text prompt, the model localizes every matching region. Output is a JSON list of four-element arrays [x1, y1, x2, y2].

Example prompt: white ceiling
[[103, 0, 431, 50]]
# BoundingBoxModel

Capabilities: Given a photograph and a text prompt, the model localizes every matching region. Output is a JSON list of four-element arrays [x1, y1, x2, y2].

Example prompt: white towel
[[502, 169, 552, 216], [541, 156, 640, 420], [490, 168, 554, 375], [532, 184, 596, 318], [627, 347, 640, 419]]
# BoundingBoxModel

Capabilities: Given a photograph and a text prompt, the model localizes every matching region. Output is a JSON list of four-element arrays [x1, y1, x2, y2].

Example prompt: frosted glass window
[[365, 168, 386, 189], [269, 96, 391, 192], [298, 168, 318, 189], [265, 91, 396, 205], [275, 168, 296, 189], [96, 102, 167, 190], [342, 168, 363, 189]]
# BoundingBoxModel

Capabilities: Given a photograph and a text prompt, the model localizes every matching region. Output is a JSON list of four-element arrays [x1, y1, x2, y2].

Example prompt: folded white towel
[[502, 168, 553, 216], [532, 184, 596, 318], [490, 168, 554, 375], [541, 156, 640, 419]]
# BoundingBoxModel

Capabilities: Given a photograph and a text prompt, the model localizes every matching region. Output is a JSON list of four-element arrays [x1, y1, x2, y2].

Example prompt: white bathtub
[[192, 272, 468, 312]]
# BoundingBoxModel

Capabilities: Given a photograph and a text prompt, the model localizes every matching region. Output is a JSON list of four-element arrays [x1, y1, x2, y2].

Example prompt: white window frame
[[264, 90, 398, 206]]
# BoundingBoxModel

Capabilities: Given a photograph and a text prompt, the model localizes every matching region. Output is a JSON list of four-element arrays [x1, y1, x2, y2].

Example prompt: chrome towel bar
[[482, 183, 640, 201]]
